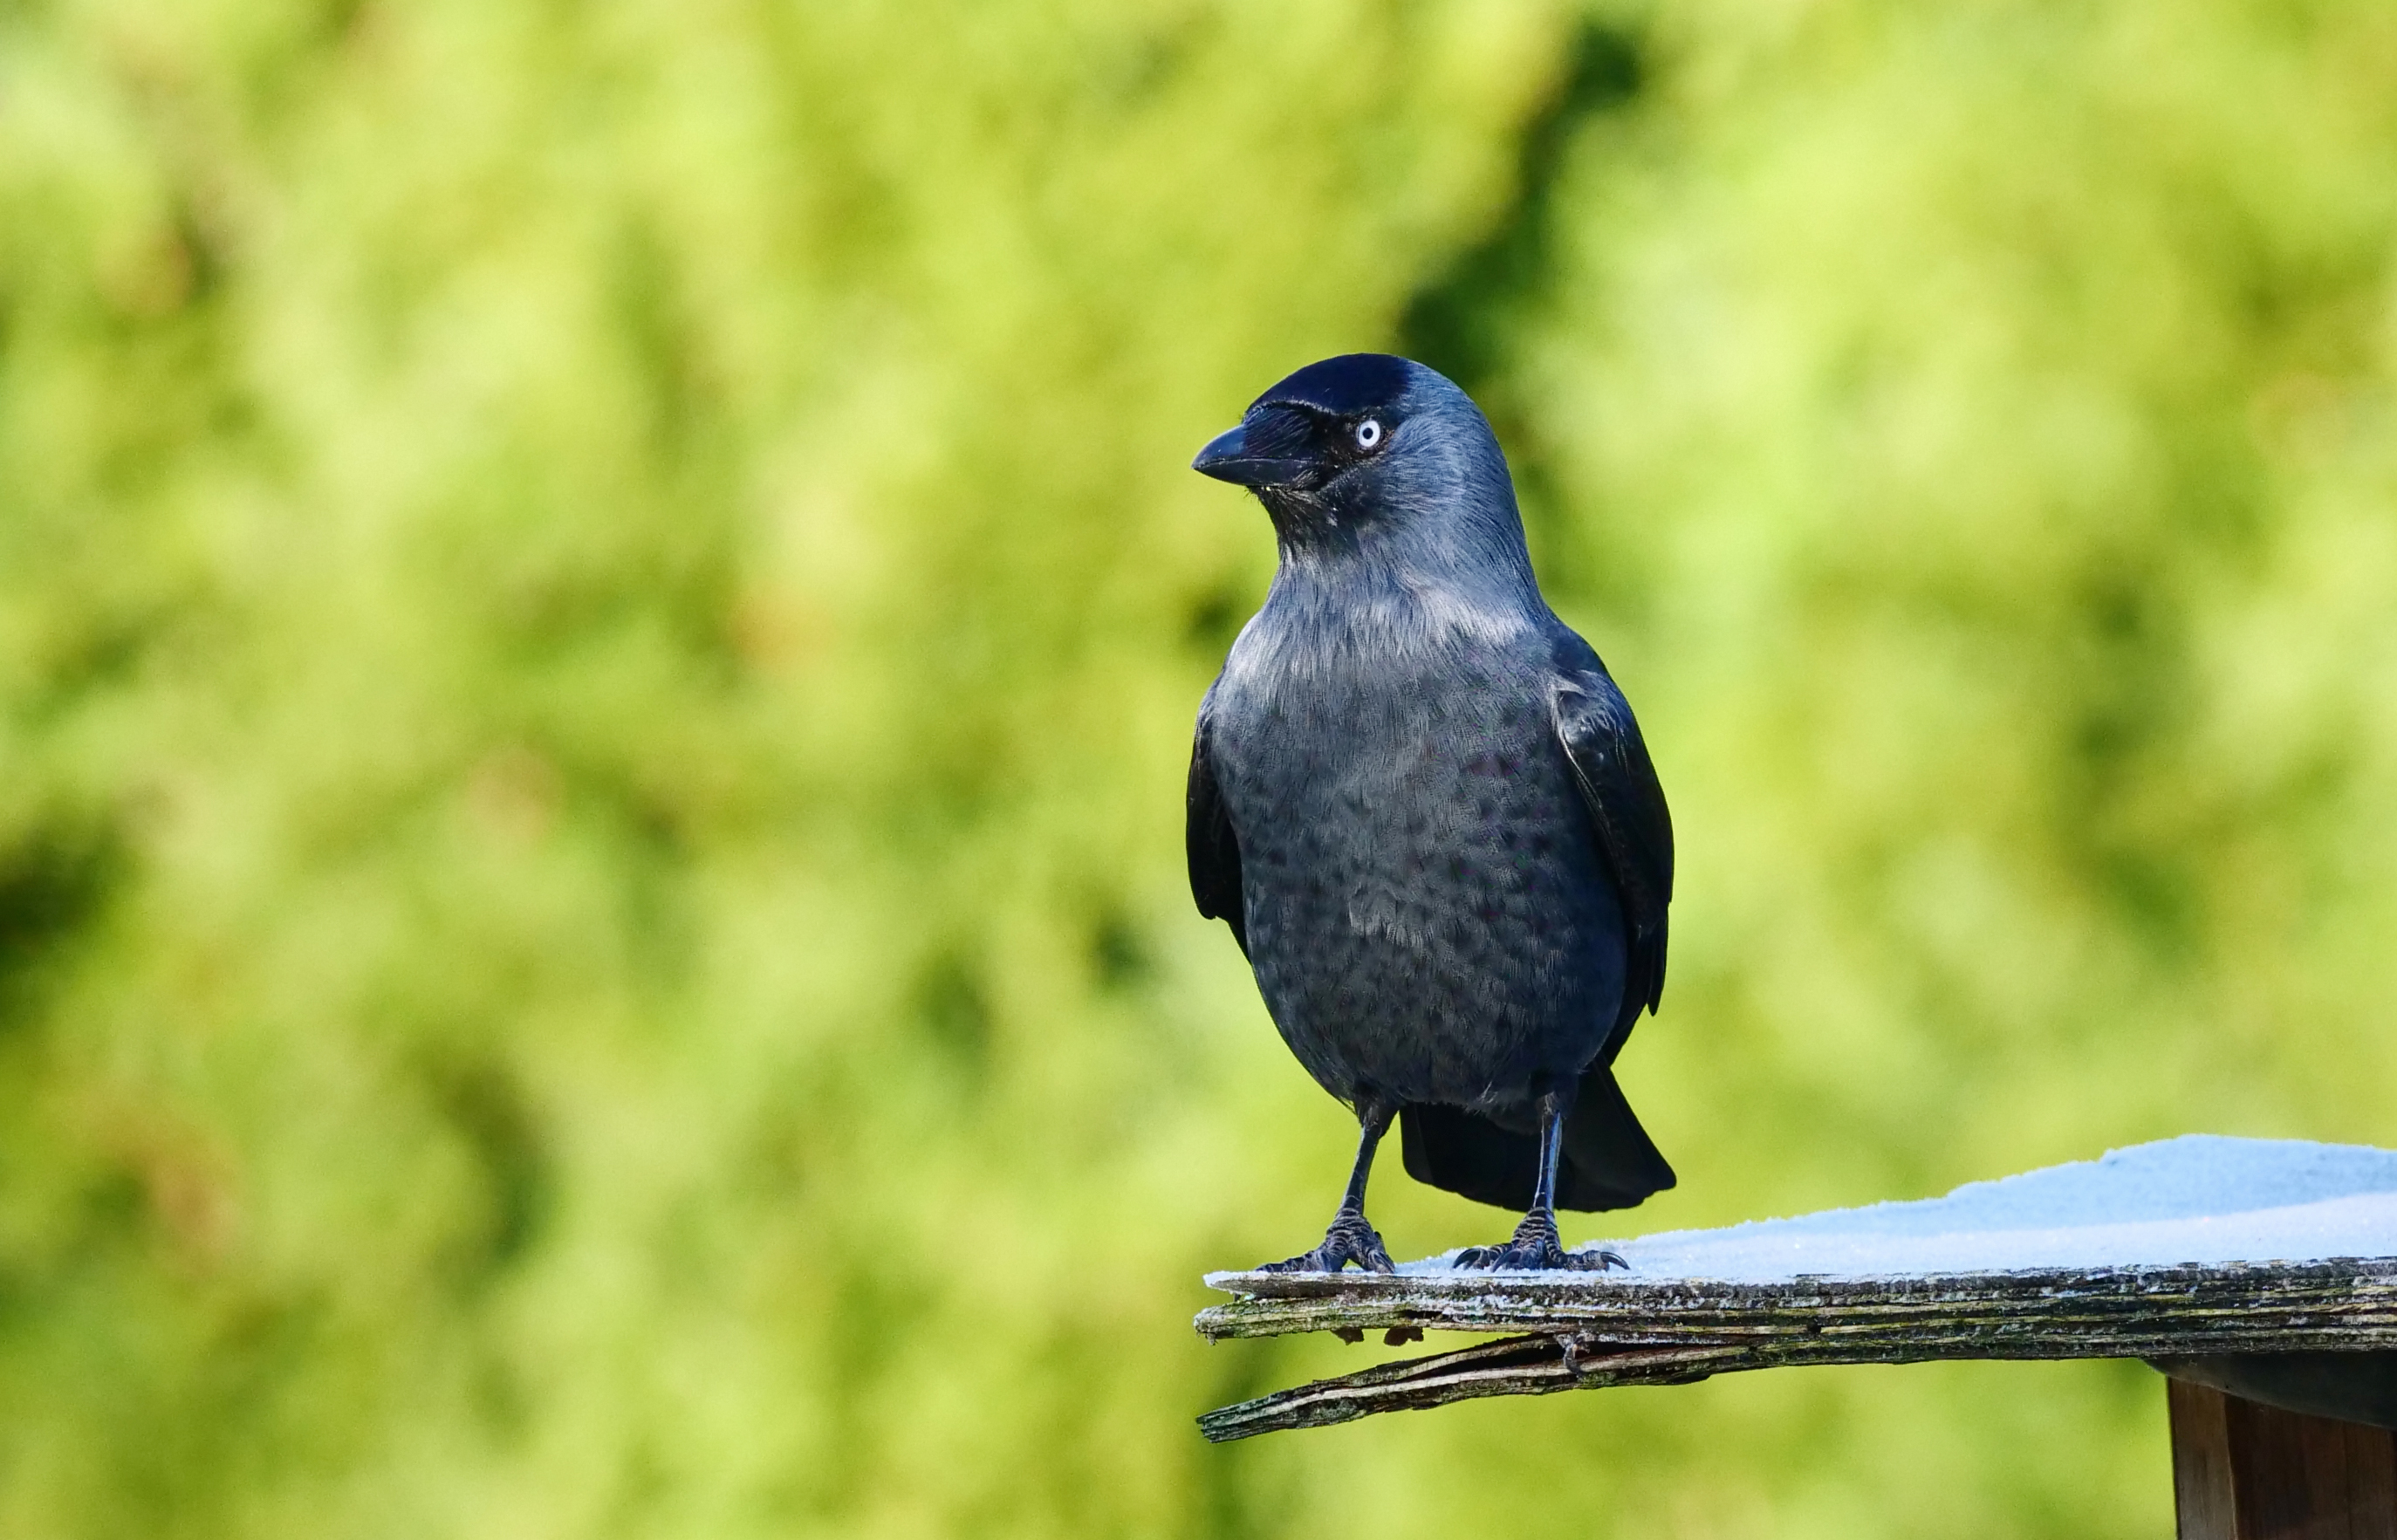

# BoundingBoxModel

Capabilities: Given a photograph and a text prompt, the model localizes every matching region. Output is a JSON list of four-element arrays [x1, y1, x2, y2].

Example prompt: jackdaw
[[1188, 353, 1674, 1273]]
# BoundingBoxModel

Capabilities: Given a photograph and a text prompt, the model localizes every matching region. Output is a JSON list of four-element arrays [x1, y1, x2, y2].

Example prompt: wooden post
[[2169, 1376, 2397, 1539]]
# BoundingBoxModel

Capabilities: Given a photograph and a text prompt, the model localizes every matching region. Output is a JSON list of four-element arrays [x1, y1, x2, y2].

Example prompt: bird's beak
[[1191, 423, 1308, 487]]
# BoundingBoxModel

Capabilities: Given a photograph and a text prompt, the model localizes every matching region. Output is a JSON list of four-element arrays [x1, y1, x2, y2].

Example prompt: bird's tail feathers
[[1557, 1063, 1675, 1210], [1398, 1066, 1674, 1214]]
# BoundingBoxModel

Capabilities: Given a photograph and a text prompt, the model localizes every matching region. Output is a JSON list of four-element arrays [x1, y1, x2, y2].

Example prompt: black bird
[[1187, 353, 1674, 1273]]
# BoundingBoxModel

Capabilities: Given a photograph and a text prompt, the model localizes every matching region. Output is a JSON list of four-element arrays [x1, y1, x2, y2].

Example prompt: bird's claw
[[1456, 1240, 1616, 1270], [1455, 1213, 1627, 1272], [1256, 1211, 1395, 1274]]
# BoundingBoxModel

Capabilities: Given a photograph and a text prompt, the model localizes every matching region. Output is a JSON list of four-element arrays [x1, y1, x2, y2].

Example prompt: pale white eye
[[1354, 418, 1383, 449]]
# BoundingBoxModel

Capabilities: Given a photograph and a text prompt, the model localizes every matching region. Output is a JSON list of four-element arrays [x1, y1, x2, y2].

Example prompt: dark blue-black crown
[[1247, 353, 1415, 418]]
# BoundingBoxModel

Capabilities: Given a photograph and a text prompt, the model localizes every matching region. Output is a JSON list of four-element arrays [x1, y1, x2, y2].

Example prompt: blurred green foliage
[[3, 0, 2394, 1535]]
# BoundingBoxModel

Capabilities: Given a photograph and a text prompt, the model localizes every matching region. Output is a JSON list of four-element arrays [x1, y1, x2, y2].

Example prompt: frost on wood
[[1196, 1138, 2397, 1441]]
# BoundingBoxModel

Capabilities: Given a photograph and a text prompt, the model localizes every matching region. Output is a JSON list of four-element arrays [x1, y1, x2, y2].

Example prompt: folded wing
[[1186, 695, 1248, 957]]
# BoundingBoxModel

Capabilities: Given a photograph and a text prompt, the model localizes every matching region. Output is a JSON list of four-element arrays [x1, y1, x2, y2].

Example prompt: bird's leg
[[1455, 1079, 1628, 1272], [1257, 1094, 1399, 1274]]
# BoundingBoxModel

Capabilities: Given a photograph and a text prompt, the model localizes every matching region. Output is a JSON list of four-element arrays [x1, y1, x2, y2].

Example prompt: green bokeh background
[[4, 1, 2395, 1535]]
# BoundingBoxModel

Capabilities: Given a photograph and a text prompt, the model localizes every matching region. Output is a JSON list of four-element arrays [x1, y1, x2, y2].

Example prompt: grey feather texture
[[1188, 355, 1676, 1263]]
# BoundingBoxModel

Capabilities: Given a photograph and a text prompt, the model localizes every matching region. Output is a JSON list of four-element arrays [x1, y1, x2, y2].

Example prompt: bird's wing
[[1549, 645, 1673, 1046], [1186, 695, 1249, 956]]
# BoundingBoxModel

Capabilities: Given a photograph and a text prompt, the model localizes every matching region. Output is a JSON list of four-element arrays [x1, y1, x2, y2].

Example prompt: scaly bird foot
[[1256, 1211, 1395, 1274], [1455, 1209, 1627, 1272]]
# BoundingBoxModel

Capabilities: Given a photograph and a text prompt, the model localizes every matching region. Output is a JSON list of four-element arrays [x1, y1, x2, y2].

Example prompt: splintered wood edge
[[1198, 1336, 1743, 1441], [1194, 1257, 2397, 1441]]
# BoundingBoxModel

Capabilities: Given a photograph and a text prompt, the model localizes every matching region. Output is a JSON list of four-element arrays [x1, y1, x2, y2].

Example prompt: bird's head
[[1190, 354, 1525, 568]]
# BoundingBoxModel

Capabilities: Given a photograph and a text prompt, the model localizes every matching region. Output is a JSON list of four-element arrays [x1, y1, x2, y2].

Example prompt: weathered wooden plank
[[1196, 1258, 2397, 1441], [1202, 1258, 2397, 1347]]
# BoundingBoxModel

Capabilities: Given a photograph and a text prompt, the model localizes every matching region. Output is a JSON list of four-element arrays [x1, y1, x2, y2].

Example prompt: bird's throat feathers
[[1231, 558, 1545, 688]]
